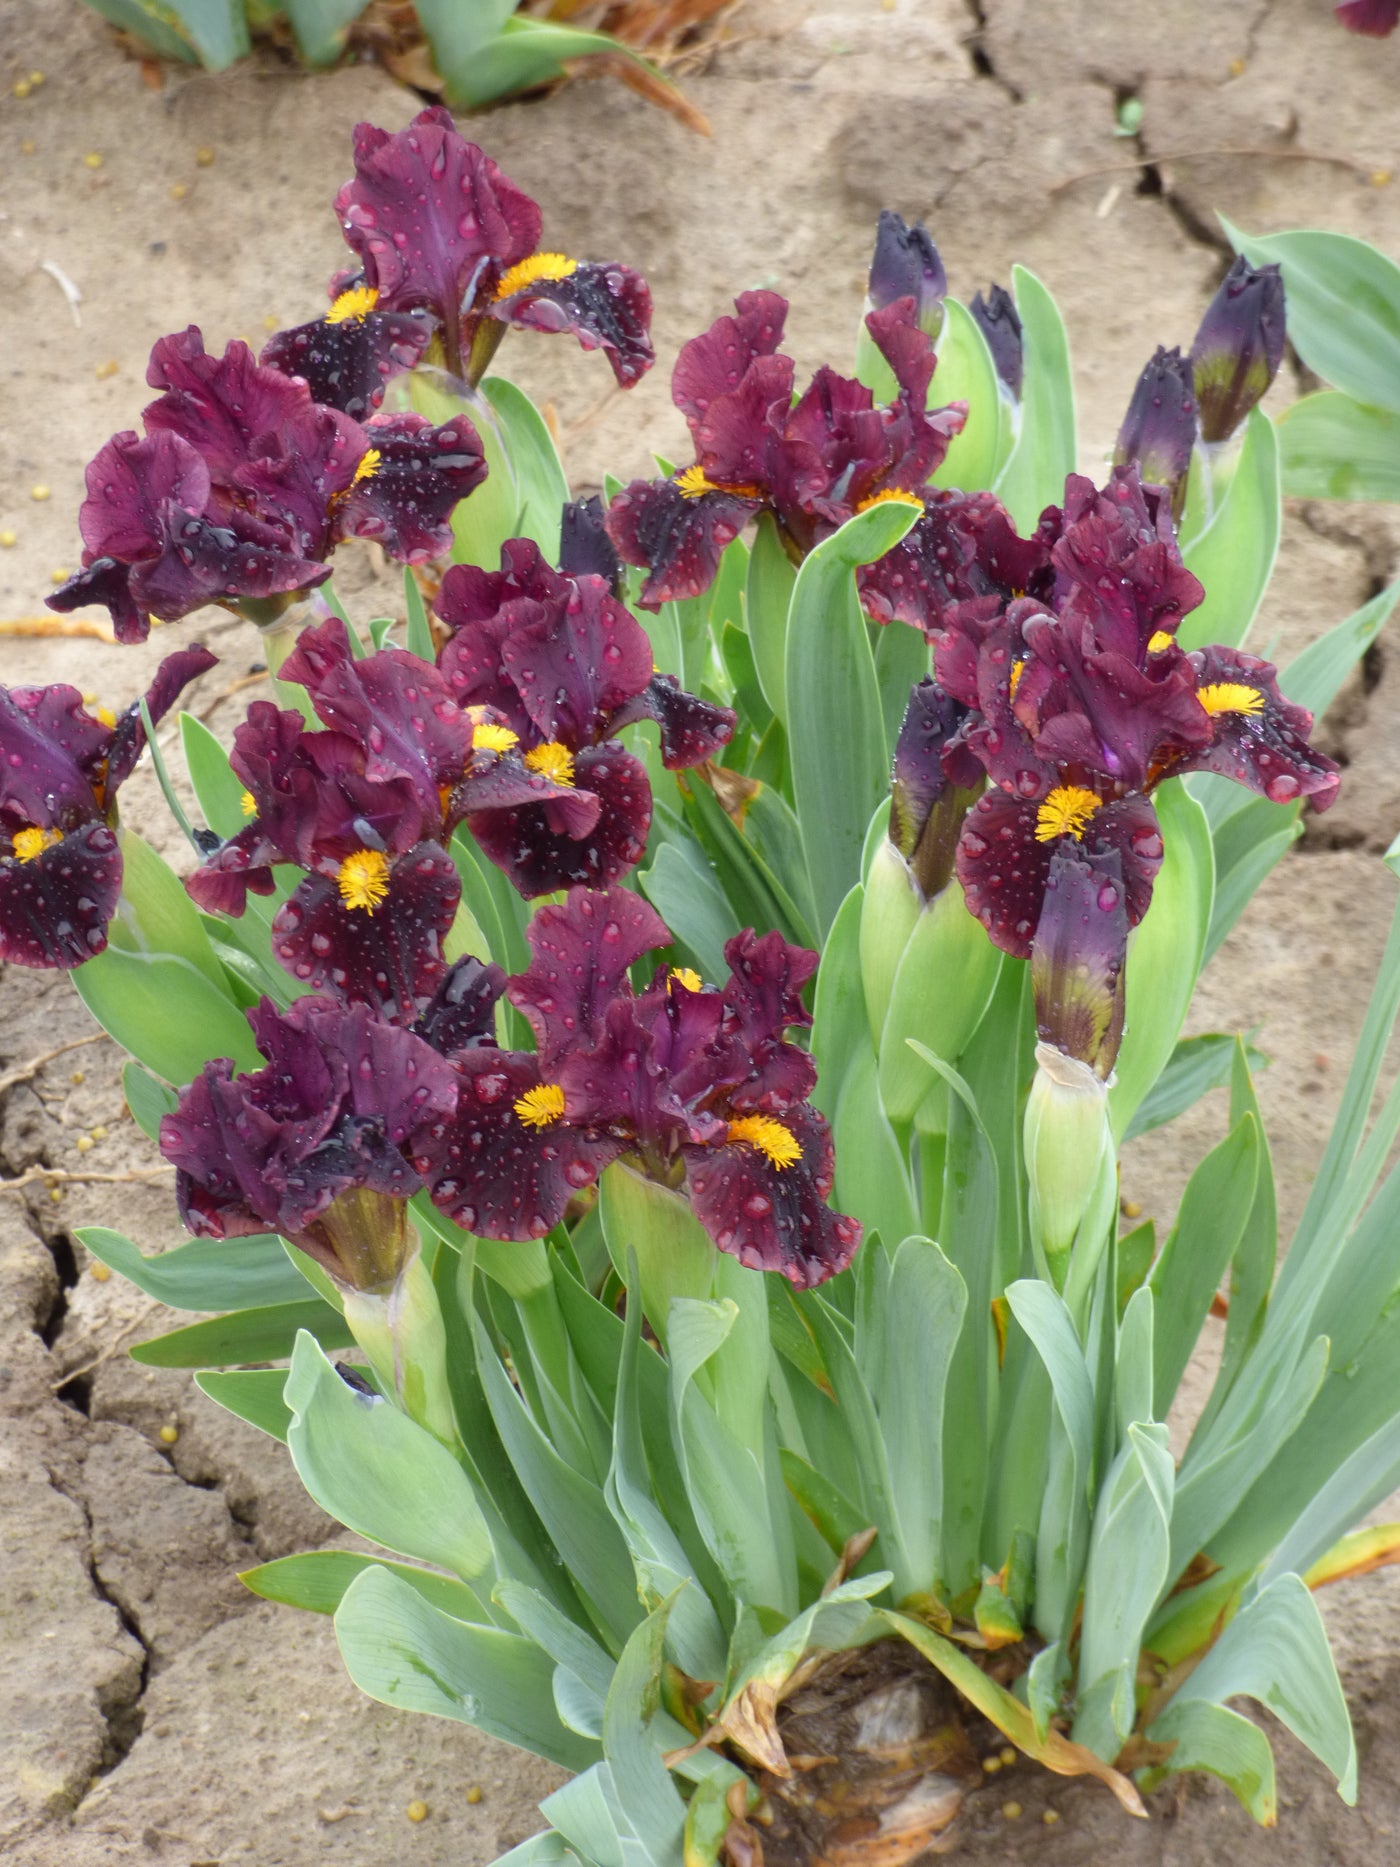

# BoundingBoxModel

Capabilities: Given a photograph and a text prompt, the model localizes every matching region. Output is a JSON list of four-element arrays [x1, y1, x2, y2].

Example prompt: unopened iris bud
[[889, 676, 975, 903], [1114, 346, 1197, 521], [970, 284, 1024, 399], [1023, 1044, 1112, 1286], [867, 209, 948, 342], [1190, 256, 1286, 444]]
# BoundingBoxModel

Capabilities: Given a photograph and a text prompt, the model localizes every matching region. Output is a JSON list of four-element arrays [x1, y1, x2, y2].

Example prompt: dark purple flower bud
[[1030, 845, 1129, 1078], [866, 210, 948, 341], [261, 287, 432, 420], [1113, 347, 1197, 521], [488, 256, 654, 387], [0, 648, 215, 968], [161, 994, 457, 1290], [1190, 257, 1286, 444], [970, 284, 1023, 398], [1336, 0, 1398, 33], [681, 1102, 861, 1289], [558, 496, 623, 592], [889, 677, 977, 900]]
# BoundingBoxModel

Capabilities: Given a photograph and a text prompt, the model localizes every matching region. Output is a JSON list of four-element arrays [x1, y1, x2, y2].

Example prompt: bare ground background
[[2, 0, 1400, 1859]]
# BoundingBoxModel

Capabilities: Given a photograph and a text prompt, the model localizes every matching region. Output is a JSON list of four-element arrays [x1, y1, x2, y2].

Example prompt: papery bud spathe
[[1190, 256, 1286, 444], [1023, 1042, 1112, 1286], [340, 1248, 459, 1448]]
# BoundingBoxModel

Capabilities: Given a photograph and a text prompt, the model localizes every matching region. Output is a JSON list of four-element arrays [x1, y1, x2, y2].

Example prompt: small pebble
[[13, 78, 31, 99], [981, 1756, 1001, 1775], [1043, 1808, 1061, 1825], [0, 531, 16, 548], [29, 71, 44, 85], [92, 1124, 108, 1141], [76, 1135, 93, 1153], [51, 568, 69, 584], [70, 1069, 84, 1084], [1373, 170, 1393, 188], [999, 1747, 1016, 1767], [466, 1786, 483, 1805], [406, 1800, 429, 1823], [83, 152, 104, 170], [90, 1262, 111, 1282], [95, 360, 119, 380], [195, 144, 216, 166], [1002, 1801, 1023, 1821], [263, 313, 279, 330], [1121, 1198, 1142, 1219], [20, 139, 36, 155], [171, 182, 189, 201], [49, 1188, 62, 1204], [159, 1424, 179, 1445], [31, 484, 50, 502]]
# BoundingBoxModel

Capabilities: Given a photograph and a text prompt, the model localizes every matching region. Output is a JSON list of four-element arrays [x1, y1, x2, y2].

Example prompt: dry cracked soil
[[2, 0, 1400, 1860]]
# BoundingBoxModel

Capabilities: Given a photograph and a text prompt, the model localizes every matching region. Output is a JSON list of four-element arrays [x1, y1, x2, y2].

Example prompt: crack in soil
[[960, 0, 1023, 103]]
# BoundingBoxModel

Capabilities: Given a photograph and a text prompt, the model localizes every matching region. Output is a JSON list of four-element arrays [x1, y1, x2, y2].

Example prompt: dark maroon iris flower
[[186, 621, 583, 1016], [435, 534, 734, 895], [858, 486, 1060, 644], [160, 993, 457, 1291], [333, 108, 653, 387], [942, 467, 1339, 1064], [606, 288, 966, 609], [0, 647, 215, 970], [410, 887, 860, 1285], [48, 329, 485, 644]]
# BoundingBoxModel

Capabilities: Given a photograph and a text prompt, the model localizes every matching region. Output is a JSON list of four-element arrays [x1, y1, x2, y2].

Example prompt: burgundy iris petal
[[106, 643, 220, 791], [0, 685, 117, 824], [508, 882, 670, 1065], [719, 928, 819, 1113], [682, 1103, 861, 1289], [606, 478, 761, 610], [496, 576, 653, 746], [0, 825, 122, 969], [143, 327, 311, 484], [46, 559, 145, 645], [1170, 647, 1342, 810], [611, 673, 737, 770], [491, 259, 654, 386], [336, 411, 487, 561], [1030, 845, 1130, 1077], [558, 496, 623, 590], [671, 290, 790, 426], [467, 742, 652, 897], [415, 954, 507, 1059], [261, 305, 432, 420], [334, 107, 541, 365], [410, 1048, 623, 1241], [271, 841, 461, 1023]]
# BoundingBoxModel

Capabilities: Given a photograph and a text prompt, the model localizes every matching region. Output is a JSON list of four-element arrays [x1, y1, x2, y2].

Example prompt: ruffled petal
[[672, 290, 789, 428], [410, 1048, 623, 1241], [467, 742, 652, 897], [271, 842, 461, 1023], [508, 881, 669, 1064], [0, 824, 122, 969], [336, 410, 487, 561], [606, 477, 761, 609], [143, 327, 312, 484], [261, 305, 432, 420], [491, 259, 654, 386], [1169, 646, 1341, 809], [610, 673, 737, 770], [414, 954, 508, 1059], [681, 1102, 861, 1289]]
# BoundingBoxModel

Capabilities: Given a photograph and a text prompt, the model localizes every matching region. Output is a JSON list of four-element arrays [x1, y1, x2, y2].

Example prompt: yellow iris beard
[[495, 253, 577, 300], [524, 742, 576, 786], [671, 967, 703, 993], [514, 1082, 566, 1129], [336, 848, 391, 913], [11, 826, 61, 863], [326, 284, 380, 325], [1197, 682, 1265, 718], [1035, 785, 1103, 844], [1147, 630, 1174, 655], [239, 789, 257, 817], [856, 488, 923, 510], [673, 463, 763, 500], [727, 1114, 802, 1171], [472, 721, 520, 755]]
